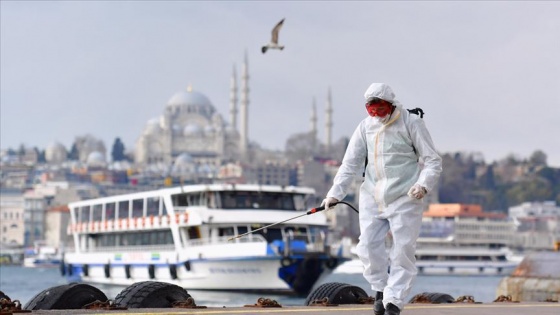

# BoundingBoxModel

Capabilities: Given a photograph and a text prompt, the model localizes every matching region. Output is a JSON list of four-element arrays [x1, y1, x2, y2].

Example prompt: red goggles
[[365, 100, 393, 117]]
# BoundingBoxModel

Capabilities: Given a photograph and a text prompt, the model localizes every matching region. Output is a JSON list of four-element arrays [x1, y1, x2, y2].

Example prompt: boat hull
[[63, 253, 343, 296]]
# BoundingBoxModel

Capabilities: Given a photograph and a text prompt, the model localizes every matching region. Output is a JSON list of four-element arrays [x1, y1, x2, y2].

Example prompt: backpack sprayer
[[227, 201, 359, 241]]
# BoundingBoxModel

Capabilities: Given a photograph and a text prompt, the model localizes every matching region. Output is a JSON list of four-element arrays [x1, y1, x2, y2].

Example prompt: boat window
[[117, 200, 129, 219], [162, 199, 168, 215], [250, 225, 283, 242], [237, 226, 248, 236], [218, 227, 235, 237], [187, 227, 201, 240], [79, 206, 90, 223], [92, 204, 103, 221], [105, 202, 116, 221], [115, 230, 174, 247], [285, 226, 309, 242], [219, 191, 298, 210], [172, 193, 189, 207], [147, 197, 159, 216], [132, 199, 144, 218]]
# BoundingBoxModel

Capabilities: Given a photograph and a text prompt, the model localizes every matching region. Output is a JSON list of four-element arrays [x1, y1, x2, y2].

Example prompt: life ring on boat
[[104, 263, 111, 278], [280, 257, 293, 267], [169, 264, 178, 280], [325, 257, 338, 269], [305, 282, 368, 306], [148, 264, 156, 279], [113, 281, 191, 308], [184, 261, 191, 272], [23, 283, 107, 310]]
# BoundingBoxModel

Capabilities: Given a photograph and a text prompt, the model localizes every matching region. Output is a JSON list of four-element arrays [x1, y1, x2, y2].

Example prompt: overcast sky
[[2, 1, 559, 167]]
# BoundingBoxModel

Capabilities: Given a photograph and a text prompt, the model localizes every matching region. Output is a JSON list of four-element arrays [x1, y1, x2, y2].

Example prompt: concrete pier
[[20, 302, 560, 315]]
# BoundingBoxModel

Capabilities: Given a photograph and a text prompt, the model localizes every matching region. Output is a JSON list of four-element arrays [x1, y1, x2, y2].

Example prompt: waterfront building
[[508, 201, 560, 250], [0, 188, 25, 246], [419, 203, 515, 248]]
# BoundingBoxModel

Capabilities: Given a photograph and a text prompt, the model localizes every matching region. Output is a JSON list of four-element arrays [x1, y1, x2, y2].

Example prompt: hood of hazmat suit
[[327, 83, 441, 215]]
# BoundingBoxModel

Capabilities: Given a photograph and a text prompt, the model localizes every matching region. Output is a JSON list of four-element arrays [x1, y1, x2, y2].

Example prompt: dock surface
[[25, 302, 560, 315]]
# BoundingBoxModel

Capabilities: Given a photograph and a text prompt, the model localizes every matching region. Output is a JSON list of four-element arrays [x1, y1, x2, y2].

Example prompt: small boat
[[23, 241, 62, 268], [61, 184, 349, 296]]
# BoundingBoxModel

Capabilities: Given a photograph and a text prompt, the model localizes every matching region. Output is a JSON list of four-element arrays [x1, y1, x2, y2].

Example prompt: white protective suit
[[326, 83, 442, 310]]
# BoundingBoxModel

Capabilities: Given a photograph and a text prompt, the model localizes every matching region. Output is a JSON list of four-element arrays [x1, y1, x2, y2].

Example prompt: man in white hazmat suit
[[322, 83, 442, 315]]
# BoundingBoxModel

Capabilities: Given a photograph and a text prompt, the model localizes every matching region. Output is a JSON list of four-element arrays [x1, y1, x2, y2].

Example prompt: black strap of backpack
[[407, 108, 425, 118]]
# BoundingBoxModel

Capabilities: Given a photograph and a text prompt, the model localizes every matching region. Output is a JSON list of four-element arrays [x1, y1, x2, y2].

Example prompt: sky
[[1, 1, 559, 167]]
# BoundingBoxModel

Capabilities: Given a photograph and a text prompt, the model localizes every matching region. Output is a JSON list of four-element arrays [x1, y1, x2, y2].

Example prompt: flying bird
[[261, 18, 285, 54]]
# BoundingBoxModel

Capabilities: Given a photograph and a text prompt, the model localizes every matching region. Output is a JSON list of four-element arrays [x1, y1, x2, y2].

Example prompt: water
[[0, 265, 504, 307]]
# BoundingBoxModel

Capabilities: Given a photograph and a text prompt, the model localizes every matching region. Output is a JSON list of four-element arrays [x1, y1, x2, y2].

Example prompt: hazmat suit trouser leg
[[356, 211, 391, 293], [356, 199, 423, 311], [384, 202, 423, 310]]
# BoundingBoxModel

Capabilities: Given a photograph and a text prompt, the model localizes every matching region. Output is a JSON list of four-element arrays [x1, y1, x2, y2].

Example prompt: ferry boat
[[61, 184, 349, 296], [334, 246, 521, 276], [414, 246, 521, 275]]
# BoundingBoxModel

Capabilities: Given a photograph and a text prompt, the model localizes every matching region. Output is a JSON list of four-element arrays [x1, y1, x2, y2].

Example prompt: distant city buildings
[[1, 53, 559, 264]]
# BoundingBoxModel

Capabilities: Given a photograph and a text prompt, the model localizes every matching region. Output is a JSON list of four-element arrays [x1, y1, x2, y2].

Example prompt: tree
[[529, 150, 547, 167], [34, 147, 46, 163], [68, 143, 79, 160], [111, 137, 126, 162]]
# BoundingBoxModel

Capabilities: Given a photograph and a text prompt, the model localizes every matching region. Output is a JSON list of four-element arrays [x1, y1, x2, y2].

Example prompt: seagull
[[261, 18, 285, 54]]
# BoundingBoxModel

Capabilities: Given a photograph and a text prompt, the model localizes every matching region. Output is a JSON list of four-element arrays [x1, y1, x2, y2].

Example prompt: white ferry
[[334, 246, 520, 276], [61, 184, 348, 295], [414, 246, 521, 275]]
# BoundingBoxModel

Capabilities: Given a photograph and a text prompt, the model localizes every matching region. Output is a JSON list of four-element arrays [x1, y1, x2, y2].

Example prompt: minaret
[[240, 51, 250, 158], [325, 87, 333, 150], [229, 65, 238, 130], [311, 97, 317, 150]]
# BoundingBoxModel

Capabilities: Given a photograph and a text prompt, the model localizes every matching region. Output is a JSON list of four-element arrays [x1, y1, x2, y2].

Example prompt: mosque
[[133, 53, 336, 169]]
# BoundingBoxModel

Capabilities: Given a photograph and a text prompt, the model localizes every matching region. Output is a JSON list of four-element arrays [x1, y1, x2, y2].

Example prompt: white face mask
[[373, 115, 390, 124]]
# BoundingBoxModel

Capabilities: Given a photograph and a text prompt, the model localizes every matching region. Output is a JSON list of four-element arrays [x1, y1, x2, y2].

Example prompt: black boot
[[373, 291, 384, 315], [385, 303, 401, 315]]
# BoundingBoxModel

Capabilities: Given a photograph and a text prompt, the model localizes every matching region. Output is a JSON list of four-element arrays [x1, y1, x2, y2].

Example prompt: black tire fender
[[24, 283, 107, 310], [409, 292, 455, 303], [305, 282, 368, 306], [325, 257, 338, 269], [169, 264, 178, 279], [113, 281, 191, 308], [104, 263, 111, 278]]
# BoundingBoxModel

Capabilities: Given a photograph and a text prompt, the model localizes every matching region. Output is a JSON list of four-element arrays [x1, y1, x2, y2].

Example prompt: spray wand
[[227, 201, 358, 241]]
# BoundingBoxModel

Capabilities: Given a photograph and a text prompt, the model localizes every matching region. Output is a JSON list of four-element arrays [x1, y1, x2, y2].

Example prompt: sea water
[[0, 265, 503, 307]]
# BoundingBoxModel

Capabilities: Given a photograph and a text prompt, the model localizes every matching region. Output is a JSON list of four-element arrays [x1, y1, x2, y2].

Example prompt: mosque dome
[[173, 153, 196, 174], [167, 88, 216, 120], [45, 141, 67, 163], [145, 119, 161, 135], [86, 151, 106, 166]]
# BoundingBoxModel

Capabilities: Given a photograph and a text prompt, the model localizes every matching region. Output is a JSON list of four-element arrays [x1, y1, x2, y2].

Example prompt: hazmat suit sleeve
[[326, 122, 367, 201], [409, 118, 442, 193]]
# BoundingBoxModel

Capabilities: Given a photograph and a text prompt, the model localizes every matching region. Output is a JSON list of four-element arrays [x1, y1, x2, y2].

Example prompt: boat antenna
[[227, 201, 358, 241]]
